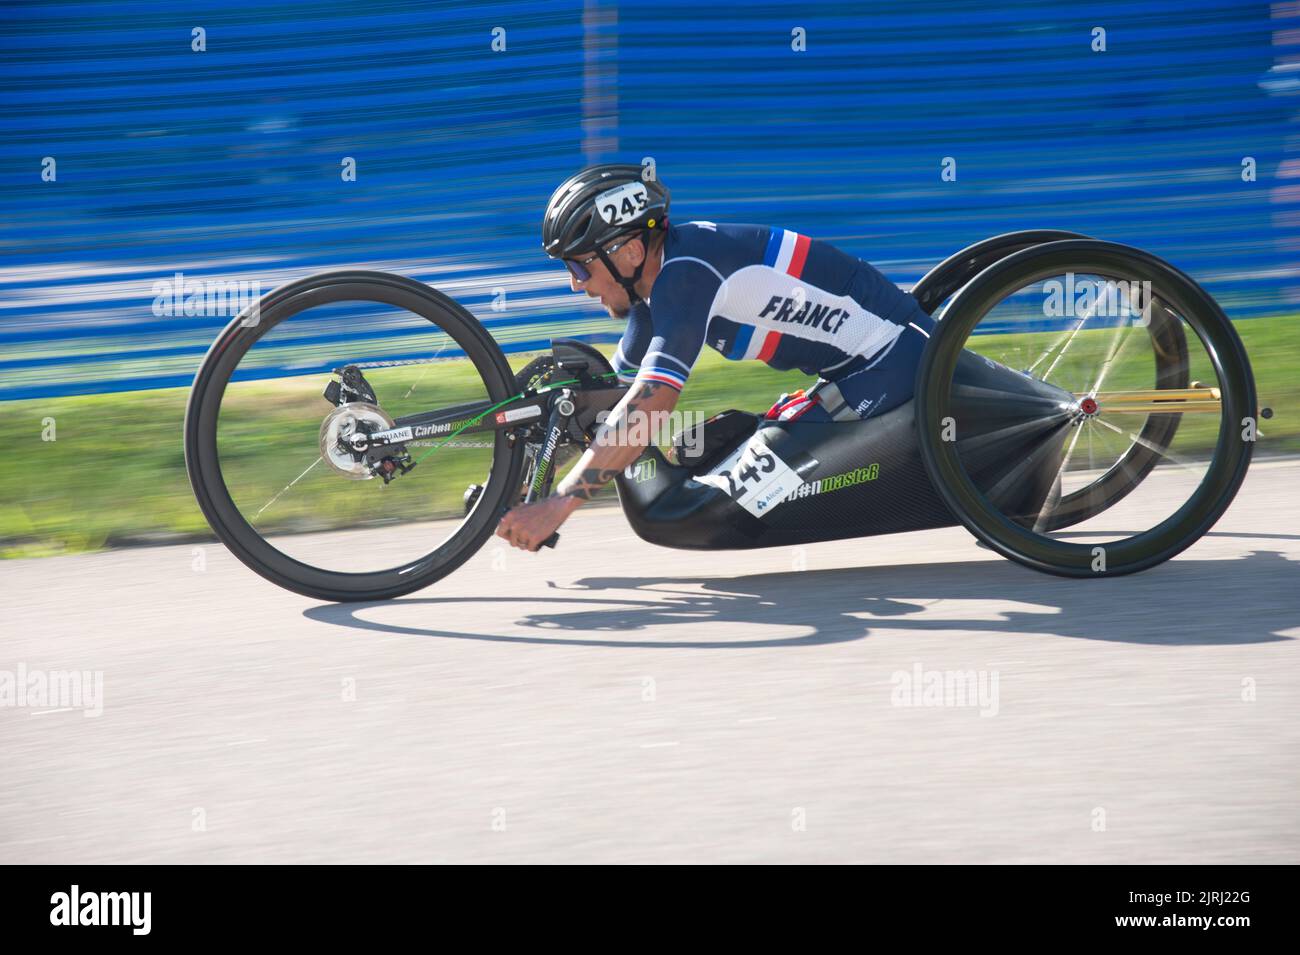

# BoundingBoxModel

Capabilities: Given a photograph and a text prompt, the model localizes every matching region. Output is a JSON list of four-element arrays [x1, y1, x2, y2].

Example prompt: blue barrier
[[1, 0, 1295, 402]]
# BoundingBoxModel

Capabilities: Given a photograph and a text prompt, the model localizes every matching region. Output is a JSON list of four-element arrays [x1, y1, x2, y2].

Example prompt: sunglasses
[[563, 238, 630, 282]]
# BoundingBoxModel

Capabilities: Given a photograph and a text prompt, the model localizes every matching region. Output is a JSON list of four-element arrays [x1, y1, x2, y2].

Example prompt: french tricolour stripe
[[726, 324, 753, 360], [637, 367, 687, 390], [763, 228, 811, 279], [741, 328, 781, 362], [753, 329, 781, 361], [725, 304, 783, 362]]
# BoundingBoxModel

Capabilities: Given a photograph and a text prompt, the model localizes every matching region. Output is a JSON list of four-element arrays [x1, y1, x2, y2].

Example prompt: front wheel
[[183, 271, 526, 601]]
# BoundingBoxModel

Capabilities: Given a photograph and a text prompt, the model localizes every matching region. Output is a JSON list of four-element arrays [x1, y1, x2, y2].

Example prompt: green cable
[[412, 392, 522, 463], [413, 370, 621, 464]]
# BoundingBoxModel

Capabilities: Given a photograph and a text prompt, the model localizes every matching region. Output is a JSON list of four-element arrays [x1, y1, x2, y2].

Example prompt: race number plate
[[698, 433, 807, 517], [594, 181, 650, 226]]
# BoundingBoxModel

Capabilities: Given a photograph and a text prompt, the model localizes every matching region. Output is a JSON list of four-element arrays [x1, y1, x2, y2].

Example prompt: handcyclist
[[497, 162, 937, 551]]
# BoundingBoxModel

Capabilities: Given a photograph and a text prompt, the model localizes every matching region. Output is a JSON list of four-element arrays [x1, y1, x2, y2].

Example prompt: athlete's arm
[[555, 376, 681, 500], [497, 261, 707, 551], [554, 269, 705, 503], [495, 377, 679, 551], [611, 301, 654, 386]]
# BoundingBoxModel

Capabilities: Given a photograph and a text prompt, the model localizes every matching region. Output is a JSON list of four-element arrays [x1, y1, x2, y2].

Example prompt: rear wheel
[[911, 229, 1091, 316], [184, 271, 526, 601], [915, 240, 1256, 577]]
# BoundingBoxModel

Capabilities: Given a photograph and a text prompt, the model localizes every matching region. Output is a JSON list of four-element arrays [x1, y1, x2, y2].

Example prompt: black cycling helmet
[[542, 163, 670, 308]]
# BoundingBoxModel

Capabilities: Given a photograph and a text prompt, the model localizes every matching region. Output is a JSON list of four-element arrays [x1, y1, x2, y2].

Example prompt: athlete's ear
[[622, 236, 646, 268]]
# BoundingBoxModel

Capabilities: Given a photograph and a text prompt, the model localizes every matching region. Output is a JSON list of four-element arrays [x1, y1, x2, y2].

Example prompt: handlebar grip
[[500, 507, 560, 550]]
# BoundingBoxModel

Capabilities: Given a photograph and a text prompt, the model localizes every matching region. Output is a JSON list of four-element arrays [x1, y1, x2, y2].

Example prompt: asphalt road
[[2, 460, 1297, 863]]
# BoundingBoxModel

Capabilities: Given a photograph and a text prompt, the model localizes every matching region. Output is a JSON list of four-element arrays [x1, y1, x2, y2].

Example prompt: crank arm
[[524, 389, 573, 503]]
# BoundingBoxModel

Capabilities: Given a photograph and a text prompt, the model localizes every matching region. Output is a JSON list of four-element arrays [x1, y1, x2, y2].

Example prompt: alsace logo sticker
[[595, 181, 650, 226], [495, 406, 542, 425]]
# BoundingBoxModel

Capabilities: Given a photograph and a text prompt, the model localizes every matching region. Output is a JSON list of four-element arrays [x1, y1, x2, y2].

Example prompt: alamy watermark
[[0, 663, 104, 717], [151, 271, 262, 324], [594, 408, 707, 457], [890, 662, 1000, 717], [1042, 273, 1152, 325], [50, 885, 150, 935]]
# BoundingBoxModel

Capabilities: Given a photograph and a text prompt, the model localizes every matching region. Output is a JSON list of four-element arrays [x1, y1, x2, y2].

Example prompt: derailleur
[[323, 364, 378, 407]]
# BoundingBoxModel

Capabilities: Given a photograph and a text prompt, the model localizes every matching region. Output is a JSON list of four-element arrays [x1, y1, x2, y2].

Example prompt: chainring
[[514, 354, 558, 392]]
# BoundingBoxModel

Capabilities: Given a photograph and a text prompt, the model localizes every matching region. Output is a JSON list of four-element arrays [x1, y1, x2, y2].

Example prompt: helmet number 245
[[596, 182, 650, 226]]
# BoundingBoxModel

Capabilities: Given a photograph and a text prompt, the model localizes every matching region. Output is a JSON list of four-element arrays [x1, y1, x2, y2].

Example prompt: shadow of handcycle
[[304, 546, 1296, 650]]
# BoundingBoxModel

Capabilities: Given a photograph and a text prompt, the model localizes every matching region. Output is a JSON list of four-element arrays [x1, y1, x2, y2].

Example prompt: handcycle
[[184, 231, 1262, 602]]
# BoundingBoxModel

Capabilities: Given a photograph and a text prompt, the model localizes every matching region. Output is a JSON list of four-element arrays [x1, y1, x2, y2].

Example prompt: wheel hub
[[1071, 395, 1100, 423], [319, 402, 395, 479]]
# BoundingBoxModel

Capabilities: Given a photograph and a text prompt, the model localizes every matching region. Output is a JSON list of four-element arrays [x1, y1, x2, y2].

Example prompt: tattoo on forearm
[[559, 379, 674, 500], [557, 466, 622, 500], [627, 379, 666, 408]]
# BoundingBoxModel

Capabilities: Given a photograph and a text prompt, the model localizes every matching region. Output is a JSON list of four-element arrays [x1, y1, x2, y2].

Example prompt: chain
[[341, 354, 466, 371]]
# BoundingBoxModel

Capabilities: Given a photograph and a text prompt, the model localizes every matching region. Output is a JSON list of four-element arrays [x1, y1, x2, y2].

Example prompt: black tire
[[911, 230, 1091, 316], [915, 240, 1256, 578], [184, 271, 526, 601]]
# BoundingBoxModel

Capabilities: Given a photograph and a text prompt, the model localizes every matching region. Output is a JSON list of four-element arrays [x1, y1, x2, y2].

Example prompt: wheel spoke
[[1034, 292, 1106, 382], [952, 381, 1069, 414], [1032, 422, 1085, 532], [1085, 315, 1142, 399], [253, 456, 325, 523], [955, 411, 1071, 457], [400, 340, 449, 399], [1092, 416, 1203, 475], [980, 426, 1069, 504]]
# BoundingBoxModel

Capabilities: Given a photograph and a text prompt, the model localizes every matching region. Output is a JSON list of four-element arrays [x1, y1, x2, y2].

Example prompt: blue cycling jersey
[[612, 221, 930, 392]]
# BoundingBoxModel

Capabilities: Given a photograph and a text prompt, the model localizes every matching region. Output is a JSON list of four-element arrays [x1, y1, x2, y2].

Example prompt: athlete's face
[[566, 238, 644, 319]]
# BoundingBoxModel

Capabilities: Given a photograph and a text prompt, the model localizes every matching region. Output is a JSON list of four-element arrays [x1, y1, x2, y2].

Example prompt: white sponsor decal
[[698, 434, 807, 517], [594, 181, 650, 226], [495, 405, 542, 424], [371, 422, 465, 443]]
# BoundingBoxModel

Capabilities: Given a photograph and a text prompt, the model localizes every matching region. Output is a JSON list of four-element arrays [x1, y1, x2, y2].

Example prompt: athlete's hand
[[496, 495, 579, 552]]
